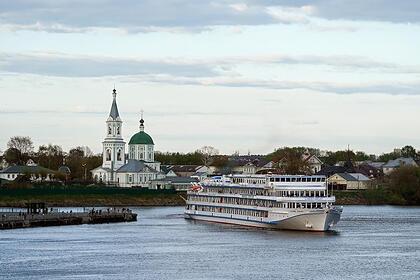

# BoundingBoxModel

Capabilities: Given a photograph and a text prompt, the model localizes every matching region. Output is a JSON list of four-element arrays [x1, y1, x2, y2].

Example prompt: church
[[91, 89, 162, 187]]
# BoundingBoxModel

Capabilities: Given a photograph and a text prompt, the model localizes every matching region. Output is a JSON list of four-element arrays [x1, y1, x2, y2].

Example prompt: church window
[[117, 126, 120, 135], [108, 126, 112, 135], [106, 149, 111, 161], [117, 149, 122, 161]]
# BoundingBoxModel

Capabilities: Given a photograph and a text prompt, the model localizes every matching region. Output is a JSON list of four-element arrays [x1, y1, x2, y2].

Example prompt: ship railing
[[276, 196, 335, 202]]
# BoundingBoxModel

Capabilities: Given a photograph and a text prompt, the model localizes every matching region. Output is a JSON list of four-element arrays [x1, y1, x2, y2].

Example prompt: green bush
[[389, 166, 420, 205]]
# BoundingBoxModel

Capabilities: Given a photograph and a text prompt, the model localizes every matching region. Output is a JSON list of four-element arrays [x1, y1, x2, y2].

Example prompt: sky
[[1, 0, 420, 155]]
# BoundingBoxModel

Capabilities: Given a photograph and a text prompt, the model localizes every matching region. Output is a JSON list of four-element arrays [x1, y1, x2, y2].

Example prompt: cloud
[[266, 5, 315, 24], [4, 52, 419, 79], [220, 54, 420, 73], [2, 52, 420, 95], [0, 53, 219, 78], [0, 0, 274, 33], [1, 1, 418, 33], [132, 75, 420, 95]]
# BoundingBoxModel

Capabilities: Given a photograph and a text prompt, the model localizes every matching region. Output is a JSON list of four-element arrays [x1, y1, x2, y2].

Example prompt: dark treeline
[[155, 151, 204, 165], [268, 145, 419, 166], [2, 136, 419, 180], [1, 136, 101, 180], [389, 166, 420, 205]]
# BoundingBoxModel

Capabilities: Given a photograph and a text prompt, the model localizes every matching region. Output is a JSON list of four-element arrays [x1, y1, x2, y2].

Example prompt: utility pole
[[82, 163, 87, 181]]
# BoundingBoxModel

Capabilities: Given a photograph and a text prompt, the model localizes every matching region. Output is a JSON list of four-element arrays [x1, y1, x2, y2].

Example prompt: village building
[[302, 152, 323, 174], [0, 159, 55, 182], [382, 157, 418, 175], [165, 165, 208, 177], [150, 176, 199, 191], [328, 173, 371, 190]]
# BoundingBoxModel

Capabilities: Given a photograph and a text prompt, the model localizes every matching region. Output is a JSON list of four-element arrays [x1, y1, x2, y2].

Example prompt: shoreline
[[0, 185, 417, 207]]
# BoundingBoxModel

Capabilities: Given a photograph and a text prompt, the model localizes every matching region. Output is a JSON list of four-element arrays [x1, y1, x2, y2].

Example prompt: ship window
[[297, 178, 301, 182], [316, 178, 321, 182], [286, 178, 290, 182], [275, 178, 280, 182], [311, 178, 316, 182], [321, 178, 326, 182], [270, 178, 274, 182], [302, 178, 306, 182], [292, 178, 296, 182], [281, 178, 285, 182]]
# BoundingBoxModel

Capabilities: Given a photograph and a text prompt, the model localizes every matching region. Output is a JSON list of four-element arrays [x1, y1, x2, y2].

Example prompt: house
[[328, 173, 371, 190], [150, 176, 199, 191], [382, 157, 418, 175], [302, 153, 323, 174], [160, 165, 178, 177], [113, 159, 163, 188], [356, 162, 383, 179], [242, 162, 257, 174], [276, 152, 323, 175], [227, 155, 272, 175], [316, 165, 347, 177], [0, 162, 55, 182], [169, 165, 208, 177]]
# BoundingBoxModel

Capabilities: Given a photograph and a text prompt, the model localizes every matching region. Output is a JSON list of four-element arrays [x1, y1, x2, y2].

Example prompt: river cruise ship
[[184, 174, 343, 231]]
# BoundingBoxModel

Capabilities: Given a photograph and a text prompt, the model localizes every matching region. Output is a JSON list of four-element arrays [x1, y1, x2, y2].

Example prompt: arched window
[[117, 126, 120, 135], [106, 149, 111, 161], [117, 149, 122, 161]]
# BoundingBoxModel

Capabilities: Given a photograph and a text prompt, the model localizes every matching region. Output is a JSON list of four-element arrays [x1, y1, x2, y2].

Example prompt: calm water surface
[[0, 206, 419, 280]]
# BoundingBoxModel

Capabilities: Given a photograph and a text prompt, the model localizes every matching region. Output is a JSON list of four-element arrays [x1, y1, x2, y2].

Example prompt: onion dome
[[129, 115, 154, 145], [129, 131, 154, 145]]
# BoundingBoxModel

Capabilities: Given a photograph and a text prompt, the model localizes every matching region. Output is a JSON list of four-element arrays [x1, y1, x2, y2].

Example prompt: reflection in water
[[0, 206, 419, 280]]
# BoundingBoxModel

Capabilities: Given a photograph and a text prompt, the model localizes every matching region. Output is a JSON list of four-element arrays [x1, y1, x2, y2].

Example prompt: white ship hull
[[184, 208, 342, 232]]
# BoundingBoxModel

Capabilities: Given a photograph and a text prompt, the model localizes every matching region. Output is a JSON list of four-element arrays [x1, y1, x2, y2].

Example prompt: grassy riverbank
[[334, 188, 407, 205], [0, 184, 416, 207], [0, 185, 185, 207]]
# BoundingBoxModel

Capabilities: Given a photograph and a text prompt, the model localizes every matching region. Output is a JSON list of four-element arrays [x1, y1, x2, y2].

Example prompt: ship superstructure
[[184, 174, 342, 231]]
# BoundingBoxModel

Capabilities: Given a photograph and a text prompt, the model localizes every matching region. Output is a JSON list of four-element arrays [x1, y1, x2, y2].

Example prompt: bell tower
[[102, 88, 126, 175]]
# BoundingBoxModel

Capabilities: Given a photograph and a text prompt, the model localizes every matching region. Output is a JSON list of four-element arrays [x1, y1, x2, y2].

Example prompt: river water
[[0, 206, 419, 280]]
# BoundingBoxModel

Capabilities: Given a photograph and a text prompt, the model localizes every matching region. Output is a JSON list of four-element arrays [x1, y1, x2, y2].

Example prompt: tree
[[401, 145, 416, 158], [36, 144, 64, 170], [155, 151, 204, 165], [211, 155, 229, 168], [197, 146, 219, 166], [389, 166, 420, 205], [4, 148, 24, 165], [378, 152, 398, 162], [65, 146, 101, 181], [354, 151, 370, 161], [69, 147, 85, 158], [7, 136, 34, 155], [268, 147, 310, 174]]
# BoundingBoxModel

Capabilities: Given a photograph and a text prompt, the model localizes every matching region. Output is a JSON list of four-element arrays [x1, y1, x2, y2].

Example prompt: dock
[[0, 203, 137, 230]]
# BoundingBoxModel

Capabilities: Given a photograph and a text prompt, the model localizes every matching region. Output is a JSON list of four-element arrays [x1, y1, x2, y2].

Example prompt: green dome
[[129, 131, 154, 145]]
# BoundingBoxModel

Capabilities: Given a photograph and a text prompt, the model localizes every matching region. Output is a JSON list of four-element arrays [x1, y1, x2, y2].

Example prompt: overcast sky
[[1, 0, 420, 155]]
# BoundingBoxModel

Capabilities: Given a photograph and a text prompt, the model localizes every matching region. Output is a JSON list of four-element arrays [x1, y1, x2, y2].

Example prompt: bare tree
[[82, 146, 93, 157], [197, 146, 219, 166], [7, 136, 34, 155]]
